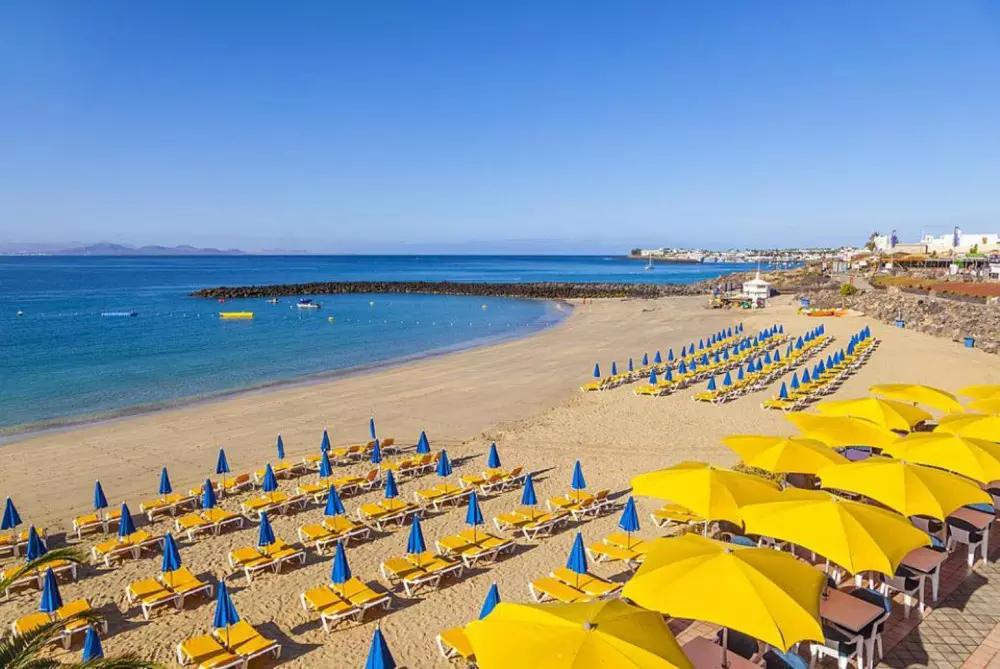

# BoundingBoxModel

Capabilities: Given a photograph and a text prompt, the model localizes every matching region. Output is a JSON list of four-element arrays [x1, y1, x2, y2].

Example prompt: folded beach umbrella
[[320, 429, 331, 452], [384, 470, 399, 499], [701, 353, 709, 366], [711, 334, 717, 344], [565, 532, 589, 589], [262, 463, 279, 496], [324, 485, 346, 516], [39, 567, 63, 614], [593, 362, 601, 378], [406, 515, 427, 558], [723, 349, 730, 361], [688, 344, 695, 356], [959, 384, 1000, 400], [82, 625, 104, 661], [213, 581, 241, 643], [365, 625, 397, 669], [800, 367, 811, 385], [202, 479, 218, 510], [787, 414, 899, 450], [628, 358, 634, 372], [722, 371, 732, 388], [465, 491, 485, 541], [763, 351, 772, 365], [331, 540, 351, 583], [319, 450, 333, 478], [642, 353, 649, 366], [789, 372, 800, 391], [678, 360, 687, 374], [654, 351, 662, 364], [93, 481, 109, 512], [688, 360, 697, 374], [571, 460, 587, 501], [622, 534, 824, 654], [371, 439, 383, 465], [698, 339, 704, 350], [648, 370, 658, 385], [815, 397, 931, 432], [437, 449, 453, 477], [618, 496, 641, 549], [611, 361, 618, 376], [667, 349, 674, 362], [795, 337, 804, 350], [664, 367, 673, 383], [369, 418, 377, 440], [416, 430, 431, 454], [162, 532, 182, 572], [216, 448, 231, 476], [740, 489, 930, 576], [706, 377, 717, 392], [870, 384, 964, 414], [777, 382, 789, 400], [884, 432, 1000, 484], [487, 442, 501, 469], [817, 459, 990, 520], [276, 434, 285, 460], [159, 467, 173, 496], [118, 503, 137, 537], [480, 583, 501, 619], [466, 599, 692, 669], [713, 352, 721, 365], [257, 512, 276, 548], [720, 435, 846, 475], [521, 474, 539, 520], [737, 366, 745, 382], [25, 525, 45, 561]]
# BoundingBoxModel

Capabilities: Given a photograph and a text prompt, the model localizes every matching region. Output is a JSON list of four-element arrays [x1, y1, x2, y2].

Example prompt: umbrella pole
[[722, 627, 730, 669]]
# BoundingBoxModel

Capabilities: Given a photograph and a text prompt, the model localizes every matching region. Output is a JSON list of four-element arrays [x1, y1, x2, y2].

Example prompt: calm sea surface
[[0, 256, 754, 431]]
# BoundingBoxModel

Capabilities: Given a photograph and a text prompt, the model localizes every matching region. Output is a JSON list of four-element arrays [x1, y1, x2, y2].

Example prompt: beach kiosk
[[742, 272, 771, 309]]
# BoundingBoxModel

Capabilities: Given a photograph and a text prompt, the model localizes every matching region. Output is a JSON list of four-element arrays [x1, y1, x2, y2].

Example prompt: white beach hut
[[742, 271, 771, 308]]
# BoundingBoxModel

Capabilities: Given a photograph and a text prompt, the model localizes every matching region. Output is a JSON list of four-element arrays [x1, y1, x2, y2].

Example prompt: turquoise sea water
[[0, 256, 754, 431]]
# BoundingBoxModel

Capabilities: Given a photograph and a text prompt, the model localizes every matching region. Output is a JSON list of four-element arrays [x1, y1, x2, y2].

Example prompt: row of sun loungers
[[177, 621, 281, 669], [2, 557, 79, 598], [761, 337, 878, 412]]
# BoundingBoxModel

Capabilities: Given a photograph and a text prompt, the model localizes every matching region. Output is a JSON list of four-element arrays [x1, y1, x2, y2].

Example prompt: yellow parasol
[[883, 432, 1000, 484], [465, 599, 693, 669], [814, 397, 932, 431], [786, 414, 899, 450], [740, 489, 931, 575], [630, 461, 780, 528], [935, 414, 1000, 442], [958, 385, 1000, 400], [817, 459, 990, 520], [968, 398, 1000, 415], [622, 534, 824, 652], [869, 384, 965, 414], [721, 435, 847, 474]]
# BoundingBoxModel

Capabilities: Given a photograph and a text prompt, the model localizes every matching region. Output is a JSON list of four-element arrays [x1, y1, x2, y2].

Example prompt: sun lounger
[[175, 513, 215, 541], [300, 585, 362, 631], [603, 532, 652, 554], [177, 634, 244, 669], [547, 491, 594, 512], [0, 528, 47, 557], [436, 531, 515, 568], [331, 474, 364, 496], [228, 546, 276, 583], [586, 541, 642, 568], [220, 473, 253, 495], [72, 512, 105, 538], [127, 577, 180, 620], [529, 577, 593, 603], [358, 499, 420, 530], [160, 567, 213, 607], [12, 611, 51, 639], [212, 621, 281, 666], [140, 494, 198, 522], [460, 472, 506, 495], [357, 468, 383, 492], [201, 507, 244, 534], [91, 530, 162, 567], [240, 493, 287, 519], [437, 626, 476, 662], [259, 538, 307, 572], [380, 557, 443, 596], [331, 577, 392, 617], [551, 567, 622, 598], [298, 516, 372, 552], [650, 503, 704, 529], [407, 552, 463, 579], [55, 599, 107, 649], [415, 484, 468, 510]]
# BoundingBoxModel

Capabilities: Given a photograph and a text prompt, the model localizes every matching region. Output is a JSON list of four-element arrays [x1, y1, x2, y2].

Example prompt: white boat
[[266, 298, 279, 304], [296, 298, 321, 309], [644, 256, 654, 271]]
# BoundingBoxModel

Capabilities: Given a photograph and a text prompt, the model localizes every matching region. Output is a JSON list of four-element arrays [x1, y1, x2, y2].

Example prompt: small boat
[[220, 311, 254, 320], [296, 299, 321, 310], [101, 311, 138, 318], [266, 298, 279, 304], [644, 256, 654, 271]]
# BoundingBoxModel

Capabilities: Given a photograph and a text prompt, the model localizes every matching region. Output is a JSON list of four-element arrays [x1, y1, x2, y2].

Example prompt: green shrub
[[840, 283, 858, 296]]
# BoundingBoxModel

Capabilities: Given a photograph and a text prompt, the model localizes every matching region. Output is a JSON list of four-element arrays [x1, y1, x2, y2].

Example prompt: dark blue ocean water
[[0, 256, 752, 430]]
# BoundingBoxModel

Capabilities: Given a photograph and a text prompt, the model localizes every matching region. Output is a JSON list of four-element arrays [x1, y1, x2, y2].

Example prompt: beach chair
[[126, 577, 180, 620], [298, 516, 371, 553], [460, 472, 506, 495], [55, 599, 107, 649], [91, 530, 162, 567], [297, 477, 335, 502], [331, 577, 392, 617], [72, 512, 106, 538], [414, 484, 468, 511], [175, 513, 215, 541], [649, 503, 703, 529], [529, 577, 593, 603], [330, 444, 362, 465], [357, 468, 383, 492], [330, 473, 364, 497], [586, 541, 642, 569], [357, 499, 420, 531], [201, 507, 244, 535], [551, 567, 622, 598], [160, 567, 213, 608], [436, 531, 515, 568], [300, 585, 362, 632], [240, 493, 287, 519], [212, 621, 281, 666], [1, 564, 41, 598], [228, 547, 276, 583], [380, 558, 442, 596], [520, 511, 570, 540], [437, 626, 476, 663], [546, 491, 593, 512], [604, 532, 652, 555], [11, 612, 52, 639], [220, 473, 253, 495], [0, 528, 47, 557], [493, 466, 526, 490], [259, 538, 307, 572], [407, 552, 463, 580], [177, 634, 244, 669]]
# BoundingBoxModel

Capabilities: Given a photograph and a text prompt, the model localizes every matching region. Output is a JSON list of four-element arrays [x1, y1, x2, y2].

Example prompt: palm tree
[[0, 549, 162, 669]]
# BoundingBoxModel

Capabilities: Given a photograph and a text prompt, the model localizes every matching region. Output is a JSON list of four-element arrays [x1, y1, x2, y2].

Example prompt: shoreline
[[0, 300, 575, 443]]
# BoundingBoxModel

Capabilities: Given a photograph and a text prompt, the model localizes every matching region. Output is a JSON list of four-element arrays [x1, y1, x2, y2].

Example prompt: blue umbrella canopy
[[764, 351, 772, 365], [416, 430, 431, 454], [25, 526, 45, 561], [723, 349, 730, 361], [796, 337, 804, 350], [436, 450, 453, 477], [801, 367, 811, 384], [364, 625, 396, 669], [774, 349, 781, 363], [689, 360, 697, 373], [667, 349, 675, 362], [371, 439, 383, 465], [707, 376, 717, 392], [216, 448, 231, 475], [82, 625, 104, 661], [262, 463, 279, 494], [571, 460, 587, 493], [202, 479, 218, 509], [118, 503, 137, 537], [565, 532, 588, 587], [487, 442, 501, 469], [627, 358, 634, 372], [93, 481, 109, 511], [592, 362, 601, 378], [213, 581, 241, 629], [406, 515, 426, 556], [698, 339, 704, 350], [324, 486, 346, 516], [713, 353, 721, 364], [619, 496, 640, 534], [479, 583, 501, 619], [257, 512, 276, 548], [722, 371, 732, 387], [789, 372, 800, 391], [737, 366, 745, 381], [465, 491, 484, 530], [331, 541, 351, 584], [648, 369, 658, 385], [654, 351, 662, 364], [383, 470, 399, 499], [778, 382, 789, 400], [158, 467, 173, 496], [369, 418, 377, 440], [320, 429, 331, 453], [319, 451, 333, 478], [611, 361, 618, 376], [642, 353, 649, 366], [678, 360, 687, 374], [520, 473, 537, 508], [161, 533, 182, 573], [276, 434, 286, 460], [664, 367, 673, 382], [39, 568, 63, 613]]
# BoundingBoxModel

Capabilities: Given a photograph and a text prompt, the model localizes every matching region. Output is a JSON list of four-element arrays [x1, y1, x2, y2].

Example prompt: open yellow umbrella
[[741, 489, 931, 575], [721, 435, 847, 474], [959, 384, 1000, 400], [869, 384, 965, 414], [883, 433, 1000, 484], [814, 397, 932, 431], [630, 461, 780, 527], [817, 459, 990, 520], [935, 413, 1000, 442], [786, 414, 900, 450], [969, 398, 1000, 415], [622, 534, 824, 652], [465, 599, 692, 669]]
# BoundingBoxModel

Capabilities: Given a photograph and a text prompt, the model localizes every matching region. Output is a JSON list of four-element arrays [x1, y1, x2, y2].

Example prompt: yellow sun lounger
[[650, 503, 704, 529], [212, 621, 281, 666], [528, 577, 593, 603], [55, 599, 106, 649], [297, 477, 336, 502], [0, 527, 48, 557], [331, 577, 392, 617], [300, 585, 362, 632], [259, 538, 307, 572], [220, 473, 253, 495], [551, 567, 622, 598], [228, 547, 276, 583], [91, 530, 162, 567], [297, 516, 371, 553], [160, 567, 213, 607], [380, 557, 443, 596], [459, 473, 506, 495], [546, 491, 594, 512], [414, 483, 468, 510], [176, 634, 243, 669], [73, 510, 118, 538], [586, 541, 643, 569], [126, 578, 180, 620]]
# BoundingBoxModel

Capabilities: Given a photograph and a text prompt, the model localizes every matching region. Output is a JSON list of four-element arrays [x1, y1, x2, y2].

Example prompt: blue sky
[[1, 1, 999, 252]]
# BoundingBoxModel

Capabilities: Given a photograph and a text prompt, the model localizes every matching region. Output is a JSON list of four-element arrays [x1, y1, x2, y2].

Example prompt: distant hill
[[0, 242, 310, 256]]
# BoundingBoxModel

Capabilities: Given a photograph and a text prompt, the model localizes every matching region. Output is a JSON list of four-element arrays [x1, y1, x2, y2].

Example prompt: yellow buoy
[[220, 311, 254, 320], [328, 316, 335, 322]]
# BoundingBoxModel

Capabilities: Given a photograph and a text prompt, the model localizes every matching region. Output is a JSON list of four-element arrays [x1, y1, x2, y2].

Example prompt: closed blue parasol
[[406, 515, 426, 556], [707, 376, 717, 392], [257, 512, 276, 547], [262, 463, 278, 495], [465, 491, 485, 541], [437, 450, 453, 477], [664, 367, 673, 383], [25, 526, 45, 561], [319, 451, 333, 478], [611, 361, 618, 376], [39, 568, 63, 613], [416, 431, 431, 454], [668, 349, 675, 362], [82, 625, 104, 661], [369, 418, 377, 440], [158, 468, 172, 496], [723, 371, 732, 387], [737, 366, 745, 381], [592, 362, 601, 378], [384, 470, 399, 499], [213, 581, 241, 630], [216, 448, 230, 475], [571, 460, 586, 502], [774, 349, 781, 363], [789, 372, 800, 391], [118, 503, 136, 537], [202, 479, 218, 509], [331, 540, 351, 583], [276, 434, 285, 460], [801, 367, 811, 384], [365, 625, 396, 669], [371, 439, 382, 465], [161, 532, 182, 572], [642, 353, 649, 366], [628, 358, 634, 372], [654, 351, 662, 364], [678, 360, 687, 374], [565, 532, 588, 587], [324, 485, 346, 516], [520, 473, 538, 520], [479, 583, 501, 619], [320, 430, 331, 452], [487, 442, 501, 469], [619, 496, 641, 549], [648, 369, 658, 385], [778, 382, 789, 400], [93, 481, 109, 511]]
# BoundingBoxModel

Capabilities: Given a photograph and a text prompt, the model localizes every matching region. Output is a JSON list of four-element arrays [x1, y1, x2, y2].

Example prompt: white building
[[873, 228, 998, 254], [742, 272, 771, 307]]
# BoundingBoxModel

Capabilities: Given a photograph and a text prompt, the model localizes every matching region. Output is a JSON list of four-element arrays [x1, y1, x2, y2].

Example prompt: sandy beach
[[4, 294, 1000, 667]]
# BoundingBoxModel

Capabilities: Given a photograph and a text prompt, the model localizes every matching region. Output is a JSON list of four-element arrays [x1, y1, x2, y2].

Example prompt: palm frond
[[0, 613, 92, 669], [0, 548, 89, 595], [72, 655, 163, 669]]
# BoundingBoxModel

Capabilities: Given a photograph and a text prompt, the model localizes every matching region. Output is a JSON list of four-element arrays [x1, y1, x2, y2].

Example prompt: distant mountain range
[[0, 242, 309, 256]]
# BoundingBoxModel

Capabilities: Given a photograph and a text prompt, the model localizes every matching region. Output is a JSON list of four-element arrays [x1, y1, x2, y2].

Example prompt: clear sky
[[2, 1, 999, 253]]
